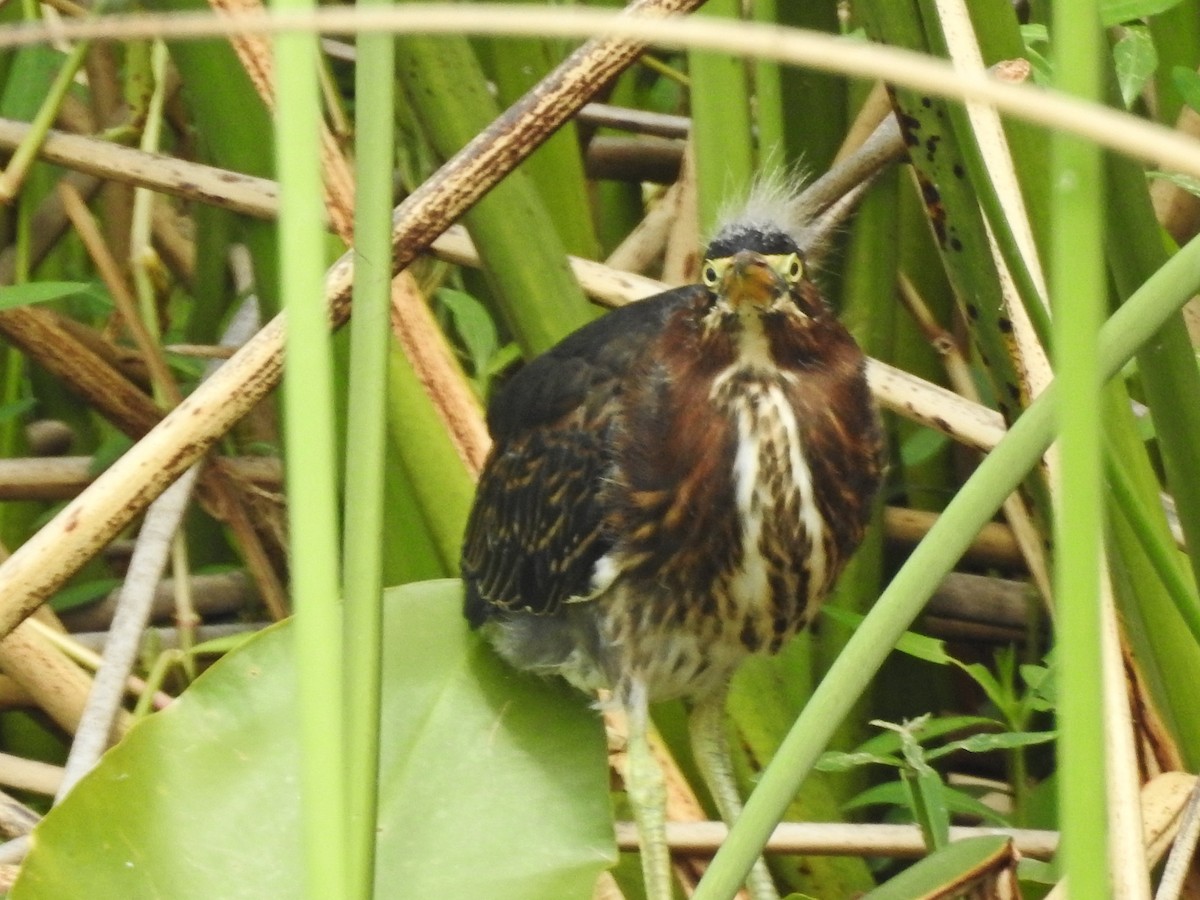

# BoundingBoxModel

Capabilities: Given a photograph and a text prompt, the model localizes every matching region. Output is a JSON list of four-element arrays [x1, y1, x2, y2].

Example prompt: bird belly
[[581, 379, 828, 703], [722, 379, 827, 635]]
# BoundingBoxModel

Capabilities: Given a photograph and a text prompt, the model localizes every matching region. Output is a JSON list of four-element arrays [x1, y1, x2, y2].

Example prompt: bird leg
[[689, 689, 780, 900], [623, 680, 674, 900]]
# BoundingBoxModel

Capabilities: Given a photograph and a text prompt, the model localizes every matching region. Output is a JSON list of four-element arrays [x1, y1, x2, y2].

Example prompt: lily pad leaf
[[13, 580, 615, 899]]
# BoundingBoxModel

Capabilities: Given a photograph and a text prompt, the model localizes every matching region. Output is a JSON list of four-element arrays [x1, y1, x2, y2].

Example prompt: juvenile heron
[[462, 184, 885, 900]]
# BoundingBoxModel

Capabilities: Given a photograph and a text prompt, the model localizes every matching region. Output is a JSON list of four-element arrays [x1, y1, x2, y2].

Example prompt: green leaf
[[840, 780, 912, 811], [1148, 170, 1200, 198], [854, 716, 1000, 756], [814, 750, 902, 773], [13, 581, 615, 899], [821, 606, 954, 666], [1173, 65, 1200, 113], [901, 764, 950, 850], [0, 282, 89, 310], [1113, 26, 1158, 107], [862, 836, 1013, 899], [1101, 0, 1186, 26], [1017, 657, 1056, 715], [926, 730, 1057, 759], [187, 631, 257, 657], [1020, 23, 1053, 84], [1020, 23, 1049, 45], [437, 286, 499, 378], [1018, 857, 1061, 884], [0, 45, 67, 120], [936, 786, 1012, 827], [899, 427, 949, 469], [484, 341, 523, 380], [956, 660, 1011, 716], [841, 781, 1009, 826]]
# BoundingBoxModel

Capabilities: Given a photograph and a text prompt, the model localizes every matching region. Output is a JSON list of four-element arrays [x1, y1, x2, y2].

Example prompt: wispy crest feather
[[710, 167, 816, 248]]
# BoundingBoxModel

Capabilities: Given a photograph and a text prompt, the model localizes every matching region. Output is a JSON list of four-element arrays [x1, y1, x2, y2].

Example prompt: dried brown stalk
[[57, 181, 182, 406], [612, 819, 1058, 860]]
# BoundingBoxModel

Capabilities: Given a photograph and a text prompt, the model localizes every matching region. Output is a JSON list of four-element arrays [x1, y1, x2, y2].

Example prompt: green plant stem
[[692, 225, 1200, 900], [689, 0, 754, 232], [273, 13, 346, 900], [1010, 741, 1029, 828], [750, 0, 784, 157], [0, 35, 90, 200], [342, 10, 394, 896], [131, 649, 183, 719], [343, 7, 393, 897], [1051, 3, 1108, 896]]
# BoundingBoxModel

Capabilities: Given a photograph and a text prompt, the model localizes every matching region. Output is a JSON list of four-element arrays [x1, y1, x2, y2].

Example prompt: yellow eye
[[701, 261, 720, 288], [784, 254, 803, 282]]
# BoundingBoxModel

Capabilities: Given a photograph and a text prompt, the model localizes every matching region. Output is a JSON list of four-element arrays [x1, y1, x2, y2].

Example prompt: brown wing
[[462, 414, 611, 626], [461, 286, 702, 626]]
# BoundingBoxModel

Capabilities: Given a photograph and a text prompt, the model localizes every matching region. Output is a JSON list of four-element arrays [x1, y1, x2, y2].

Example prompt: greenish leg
[[689, 688, 780, 900], [625, 681, 674, 900]]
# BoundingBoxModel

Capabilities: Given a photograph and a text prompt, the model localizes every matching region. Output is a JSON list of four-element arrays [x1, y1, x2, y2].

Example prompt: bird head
[[701, 247, 804, 313], [700, 223, 813, 321]]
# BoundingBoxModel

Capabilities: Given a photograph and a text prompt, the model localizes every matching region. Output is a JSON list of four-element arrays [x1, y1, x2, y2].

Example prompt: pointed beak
[[719, 251, 787, 310]]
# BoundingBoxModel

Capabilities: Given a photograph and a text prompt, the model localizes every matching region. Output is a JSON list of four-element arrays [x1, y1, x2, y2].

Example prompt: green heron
[[462, 188, 885, 900]]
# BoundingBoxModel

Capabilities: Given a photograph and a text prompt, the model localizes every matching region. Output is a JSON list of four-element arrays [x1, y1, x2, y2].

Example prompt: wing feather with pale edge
[[462, 287, 700, 625]]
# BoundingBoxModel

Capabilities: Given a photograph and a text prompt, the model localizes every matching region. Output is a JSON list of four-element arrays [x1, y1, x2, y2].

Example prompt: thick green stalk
[[475, 35, 597, 260], [692, 219, 1200, 900], [274, 13, 345, 900], [386, 345, 475, 573], [750, 0, 784, 157], [395, 31, 593, 356], [1104, 148, 1200, 613], [1051, 2, 1107, 896], [689, 0, 755, 232], [342, 11, 394, 896], [160, 0, 280, 316], [1149, 0, 1200, 125]]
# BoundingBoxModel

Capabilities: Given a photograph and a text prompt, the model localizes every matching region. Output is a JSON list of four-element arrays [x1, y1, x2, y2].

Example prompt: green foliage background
[[0, 0, 1198, 897]]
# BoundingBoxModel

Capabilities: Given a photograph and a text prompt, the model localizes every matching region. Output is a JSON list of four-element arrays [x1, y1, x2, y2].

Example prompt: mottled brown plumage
[[462, 216, 884, 900]]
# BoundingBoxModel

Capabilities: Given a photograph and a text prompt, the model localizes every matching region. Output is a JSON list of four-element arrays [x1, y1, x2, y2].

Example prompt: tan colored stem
[[884, 507, 1020, 569], [0, 621, 131, 737], [613, 819, 1058, 859], [0, 456, 281, 500], [0, 753, 63, 797], [57, 181, 181, 406]]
